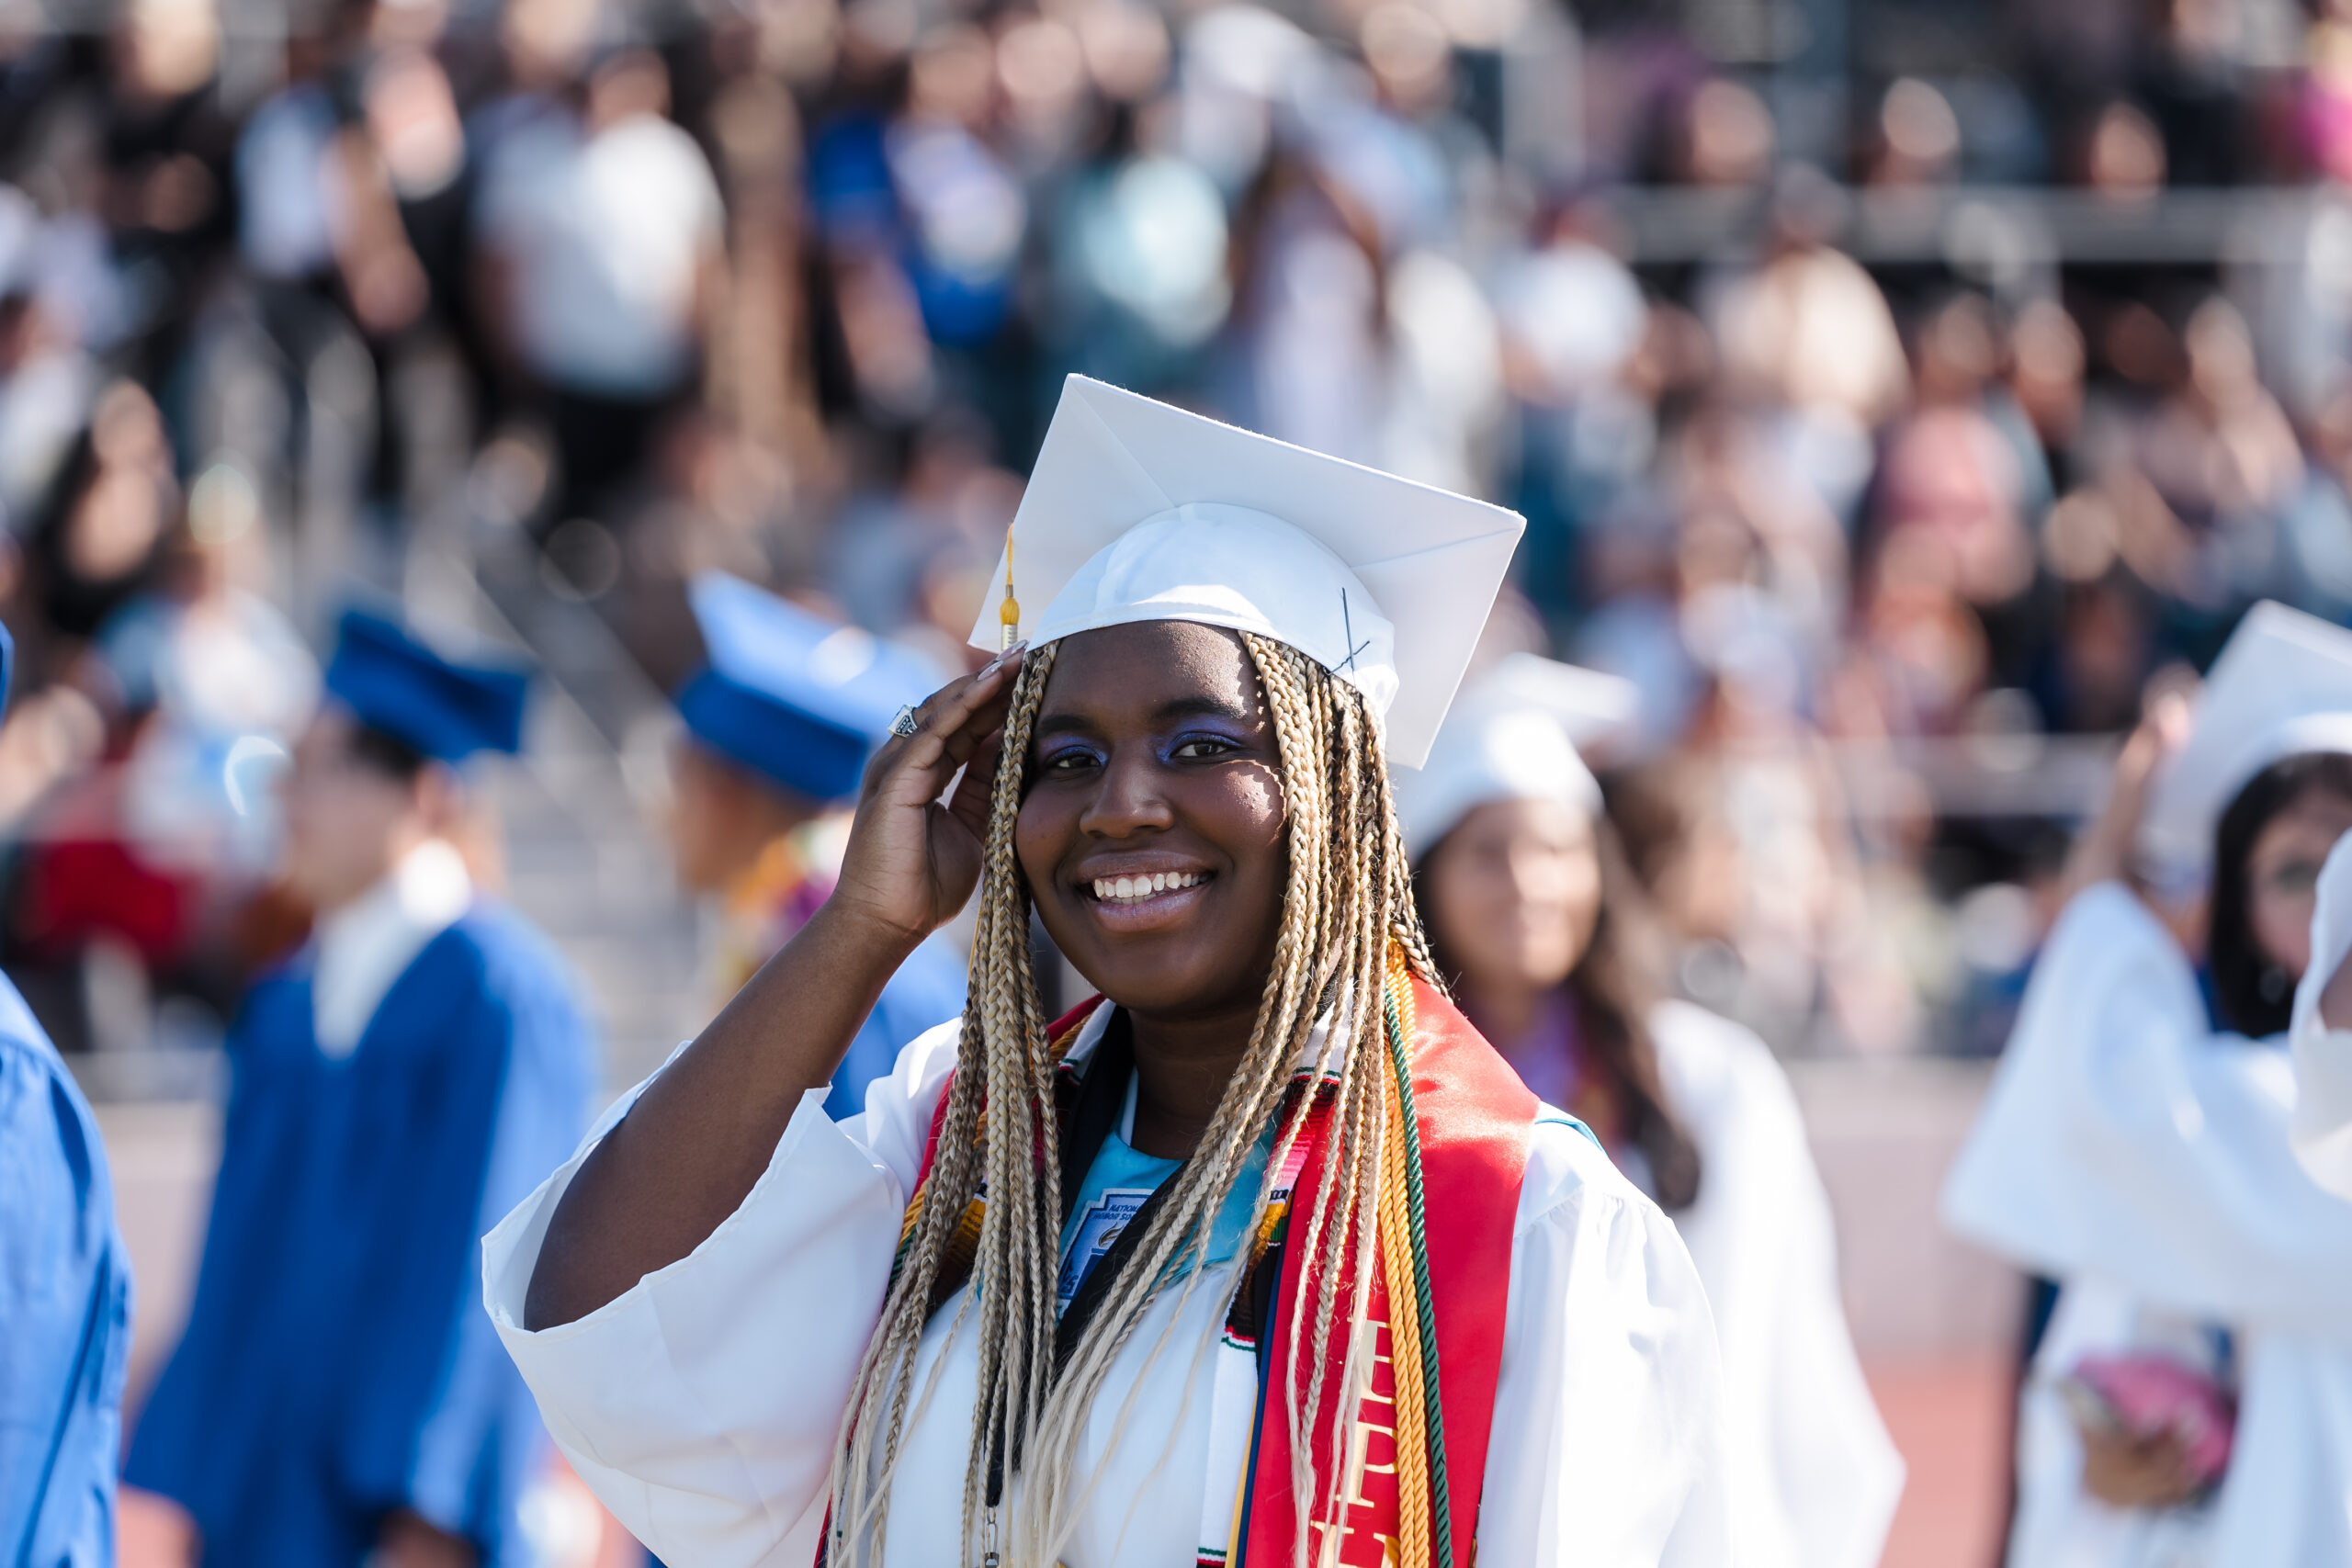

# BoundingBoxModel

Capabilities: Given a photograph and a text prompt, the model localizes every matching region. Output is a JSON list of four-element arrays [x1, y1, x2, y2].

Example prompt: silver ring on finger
[[888, 704, 922, 739]]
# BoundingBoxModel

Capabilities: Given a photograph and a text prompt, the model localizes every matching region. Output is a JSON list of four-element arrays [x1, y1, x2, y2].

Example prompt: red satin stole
[[1239, 976, 1536, 1567]]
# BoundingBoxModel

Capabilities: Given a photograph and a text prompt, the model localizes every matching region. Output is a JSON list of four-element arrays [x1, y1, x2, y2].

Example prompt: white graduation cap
[[965, 376, 1525, 767], [1391, 652, 1639, 860], [2143, 600, 2352, 879]]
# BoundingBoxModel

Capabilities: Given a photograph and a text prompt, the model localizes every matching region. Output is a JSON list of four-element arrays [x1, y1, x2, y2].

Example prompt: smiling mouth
[[1087, 871, 1210, 904]]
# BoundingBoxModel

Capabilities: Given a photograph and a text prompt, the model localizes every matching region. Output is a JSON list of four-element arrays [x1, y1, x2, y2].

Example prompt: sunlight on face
[[1423, 795, 1601, 996]]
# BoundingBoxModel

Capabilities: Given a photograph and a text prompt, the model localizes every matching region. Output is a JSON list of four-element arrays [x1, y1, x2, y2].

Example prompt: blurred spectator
[[0, 185, 99, 528], [100, 0, 236, 377], [475, 45, 724, 529], [2301, 0, 2352, 182], [15, 380, 178, 684], [1707, 182, 1912, 441], [1868, 78, 1962, 189]]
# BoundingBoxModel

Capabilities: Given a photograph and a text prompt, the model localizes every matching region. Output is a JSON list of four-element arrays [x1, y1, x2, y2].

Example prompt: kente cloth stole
[[886, 956, 1537, 1568]]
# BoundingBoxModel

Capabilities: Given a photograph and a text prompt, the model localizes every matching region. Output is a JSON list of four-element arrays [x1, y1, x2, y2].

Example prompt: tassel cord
[[1382, 955, 1453, 1568], [1376, 1043, 1432, 1568]]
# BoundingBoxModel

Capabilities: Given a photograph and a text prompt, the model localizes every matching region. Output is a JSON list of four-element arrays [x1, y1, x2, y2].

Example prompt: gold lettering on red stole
[[1309, 1303, 1405, 1568]]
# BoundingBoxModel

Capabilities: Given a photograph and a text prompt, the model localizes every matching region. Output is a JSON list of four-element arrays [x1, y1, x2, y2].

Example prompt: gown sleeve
[[1476, 1117, 1734, 1567], [2290, 833, 2352, 1200], [1653, 1003, 1901, 1568], [1941, 881, 2352, 1333], [0, 1019, 132, 1568], [482, 1020, 962, 1568]]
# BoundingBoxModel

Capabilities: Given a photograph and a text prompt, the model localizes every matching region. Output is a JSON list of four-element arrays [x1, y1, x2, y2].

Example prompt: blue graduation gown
[[0, 978, 132, 1568], [125, 907, 594, 1567], [822, 934, 964, 1120]]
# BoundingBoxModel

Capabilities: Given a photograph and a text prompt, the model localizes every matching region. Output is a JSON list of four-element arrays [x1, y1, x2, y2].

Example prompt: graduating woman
[[487, 378, 1731, 1568], [1943, 602, 2352, 1567], [1391, 654, 1903, 1568]]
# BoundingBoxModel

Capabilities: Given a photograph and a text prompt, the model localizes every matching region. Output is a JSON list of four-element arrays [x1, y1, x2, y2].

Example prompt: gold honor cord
[[1382, 943, 1452, 1568], [1377, 1031, 1435, 1568]]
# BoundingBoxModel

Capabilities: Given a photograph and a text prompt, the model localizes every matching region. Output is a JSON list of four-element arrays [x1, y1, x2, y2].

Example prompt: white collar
[[311, 839, 474, 1058]]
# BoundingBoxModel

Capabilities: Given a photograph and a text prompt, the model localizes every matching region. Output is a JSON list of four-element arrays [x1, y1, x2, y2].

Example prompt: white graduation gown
[[2291, 834, 2352, 1199], [1940, 881, 2352, 1567], [481, 1007, 1735, 1568], [1651, 1001, 1904, 1568]]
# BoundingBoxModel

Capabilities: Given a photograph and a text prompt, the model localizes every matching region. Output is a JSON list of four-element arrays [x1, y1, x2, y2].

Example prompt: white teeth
[[1091, 873, 1203, 902]]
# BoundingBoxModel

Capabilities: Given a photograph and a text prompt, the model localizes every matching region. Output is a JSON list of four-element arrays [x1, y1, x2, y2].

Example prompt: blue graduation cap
[[323, 606, 531, 762], [676, 574, 940, 805]]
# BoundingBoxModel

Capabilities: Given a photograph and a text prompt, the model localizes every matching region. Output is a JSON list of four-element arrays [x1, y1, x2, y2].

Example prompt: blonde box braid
[[827, 631, 1439, 1568]]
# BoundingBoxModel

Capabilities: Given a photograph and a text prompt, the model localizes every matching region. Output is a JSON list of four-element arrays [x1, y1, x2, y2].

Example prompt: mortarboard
[[677, 573, 941, 805], [323, 606, 531, 763], [964, 376, 1524, 768], [1392, 653, 1638, 860], [2143, 600, 2352, 879]]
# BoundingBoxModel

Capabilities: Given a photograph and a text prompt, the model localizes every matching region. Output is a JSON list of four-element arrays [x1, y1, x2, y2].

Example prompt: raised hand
[[831, 646, 1026, 948]]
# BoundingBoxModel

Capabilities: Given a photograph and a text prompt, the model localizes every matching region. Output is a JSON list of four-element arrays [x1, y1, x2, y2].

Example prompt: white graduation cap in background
[[966, 376, 1525, 767], [1392, 652, 1639, 860], [2143, 600, 2352, 879]]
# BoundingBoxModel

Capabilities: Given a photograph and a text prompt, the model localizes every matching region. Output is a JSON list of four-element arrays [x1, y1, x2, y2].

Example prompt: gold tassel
[[998, 531, 1021, 652]]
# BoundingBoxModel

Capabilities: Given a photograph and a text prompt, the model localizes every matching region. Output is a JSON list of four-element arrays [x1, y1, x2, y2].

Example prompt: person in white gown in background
[[1944, 602, 2352, 1568], [481, 378, 1732, 1568], [2295, 829, 2352, 1199], [1392, 652, 1903, 1568]]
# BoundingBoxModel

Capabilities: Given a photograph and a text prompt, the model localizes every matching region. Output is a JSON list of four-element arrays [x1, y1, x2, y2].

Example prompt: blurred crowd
[[14, 0, 2352, 1066]]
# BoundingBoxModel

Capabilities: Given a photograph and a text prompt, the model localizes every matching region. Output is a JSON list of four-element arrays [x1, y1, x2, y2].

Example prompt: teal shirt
[[1056, 1077, 1271, 1314]]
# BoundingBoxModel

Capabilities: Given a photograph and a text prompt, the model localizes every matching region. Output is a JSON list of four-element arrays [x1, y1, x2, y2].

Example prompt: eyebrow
[[1035, 694, 1259, 734]]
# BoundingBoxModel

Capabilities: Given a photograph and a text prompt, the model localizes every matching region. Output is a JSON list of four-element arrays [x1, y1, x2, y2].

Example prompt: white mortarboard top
[[967, 376, 1525, 767], [1393, 652, 1639, 860], [2143, 600, 2352, 880]]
